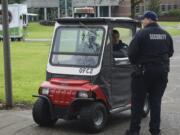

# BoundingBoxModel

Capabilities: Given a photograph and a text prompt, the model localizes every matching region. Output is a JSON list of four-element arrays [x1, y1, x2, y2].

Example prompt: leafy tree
[[148, 0, 161, 15], [131, 0, 143, 18]]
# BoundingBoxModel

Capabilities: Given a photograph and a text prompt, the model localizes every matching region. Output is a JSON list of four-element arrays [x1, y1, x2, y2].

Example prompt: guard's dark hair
[[112, 29, 120, 36]]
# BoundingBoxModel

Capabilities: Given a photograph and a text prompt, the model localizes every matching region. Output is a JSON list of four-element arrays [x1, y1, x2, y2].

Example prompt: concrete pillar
[[72, 6, 74, 17], [109, 6, 111, 17], [65, 0, 68, 17], [97, 6, 100, 17], [58, 7, 60, 18], [44, 7, 47, 20]]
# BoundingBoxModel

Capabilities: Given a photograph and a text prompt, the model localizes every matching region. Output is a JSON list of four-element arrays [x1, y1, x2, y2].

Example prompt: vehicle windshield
[[51, 26, 105, 67]]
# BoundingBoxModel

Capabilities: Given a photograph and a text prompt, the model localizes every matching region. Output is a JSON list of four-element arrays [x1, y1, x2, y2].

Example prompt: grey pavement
[[0, 37, 180, 135]]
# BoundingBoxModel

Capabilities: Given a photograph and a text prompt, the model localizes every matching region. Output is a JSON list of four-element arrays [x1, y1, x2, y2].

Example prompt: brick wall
[[112, 0, 131, 17]]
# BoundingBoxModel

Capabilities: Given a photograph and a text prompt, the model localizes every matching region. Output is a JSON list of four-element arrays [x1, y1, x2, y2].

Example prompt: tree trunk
[[131, 0, 135, 18]]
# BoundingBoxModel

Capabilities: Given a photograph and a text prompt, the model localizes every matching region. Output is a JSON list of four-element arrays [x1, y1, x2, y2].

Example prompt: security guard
[[126, 11, 174, 135], [112, 30, 129, 57]]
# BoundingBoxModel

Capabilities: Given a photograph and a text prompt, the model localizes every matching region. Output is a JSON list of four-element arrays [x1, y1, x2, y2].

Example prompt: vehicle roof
[[56, 17, 139, 24]]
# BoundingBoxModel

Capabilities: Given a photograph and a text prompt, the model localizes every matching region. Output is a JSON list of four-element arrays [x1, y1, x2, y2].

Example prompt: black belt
[[141, 61, 169, 67], [137, 62, 169, 73]]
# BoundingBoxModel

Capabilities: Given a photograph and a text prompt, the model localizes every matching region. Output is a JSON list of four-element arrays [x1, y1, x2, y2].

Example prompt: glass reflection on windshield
[[51, 26, 105, 67]]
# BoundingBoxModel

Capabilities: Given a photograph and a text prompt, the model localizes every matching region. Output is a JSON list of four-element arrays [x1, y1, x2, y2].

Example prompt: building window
[[168, 4, 172, 10], [161, 4, 166, 12], [100, 6, 109, 17], [174, 5, 177, 9], [161, 4, 178, 11], [135, 5, 140, 13]]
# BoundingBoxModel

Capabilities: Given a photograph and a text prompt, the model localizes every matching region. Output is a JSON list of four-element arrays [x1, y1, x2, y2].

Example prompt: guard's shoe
[[125, 130, 140, 135]]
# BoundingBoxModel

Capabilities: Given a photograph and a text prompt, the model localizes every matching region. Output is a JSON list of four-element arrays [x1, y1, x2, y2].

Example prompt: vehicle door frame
[[109, 21, 139, 108]]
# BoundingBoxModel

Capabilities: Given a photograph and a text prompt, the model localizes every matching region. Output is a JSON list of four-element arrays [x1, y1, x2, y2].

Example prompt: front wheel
[[32, 98, 57, 127], [79, 102, 108, 133], [142, 95, 150, 118]]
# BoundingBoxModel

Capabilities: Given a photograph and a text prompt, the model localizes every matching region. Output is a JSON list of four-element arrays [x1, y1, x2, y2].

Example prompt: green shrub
[[164, 9, 180, 18]]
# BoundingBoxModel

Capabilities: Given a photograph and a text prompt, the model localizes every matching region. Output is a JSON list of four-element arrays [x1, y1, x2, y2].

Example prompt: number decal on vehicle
[[79, 68, 93, 74]]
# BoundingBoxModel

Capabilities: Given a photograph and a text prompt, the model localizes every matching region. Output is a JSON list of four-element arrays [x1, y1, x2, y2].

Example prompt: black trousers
[[130, 66, 168, 134]]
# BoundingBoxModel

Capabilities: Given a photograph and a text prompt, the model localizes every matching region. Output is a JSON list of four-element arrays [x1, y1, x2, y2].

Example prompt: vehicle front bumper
[[33, 95, 95, 120]]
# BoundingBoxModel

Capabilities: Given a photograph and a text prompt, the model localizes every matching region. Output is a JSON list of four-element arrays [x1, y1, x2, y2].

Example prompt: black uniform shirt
[[113, 40, 128, 57], [128, 23, 174, 65], [113, 40, 128, 51]]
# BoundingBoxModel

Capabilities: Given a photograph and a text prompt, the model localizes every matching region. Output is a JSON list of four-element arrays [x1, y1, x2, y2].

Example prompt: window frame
[[49, 25, 106, 68]]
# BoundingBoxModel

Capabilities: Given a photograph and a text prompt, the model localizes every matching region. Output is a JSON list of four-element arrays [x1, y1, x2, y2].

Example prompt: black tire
[[11, 38, 15, 42], [79, 102, 108, 133], [17, 38, 22, 42], [32, 98, 57, 127], [142, 95, 150, 118]]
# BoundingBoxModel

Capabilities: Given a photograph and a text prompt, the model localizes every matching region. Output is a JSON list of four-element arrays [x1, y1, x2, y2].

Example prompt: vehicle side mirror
[[114, 57, 130, 66]]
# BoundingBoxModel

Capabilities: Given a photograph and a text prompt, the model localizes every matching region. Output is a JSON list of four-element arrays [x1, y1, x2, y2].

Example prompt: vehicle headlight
[[41, 88, 50, 95], [77, 91, 91, 98]]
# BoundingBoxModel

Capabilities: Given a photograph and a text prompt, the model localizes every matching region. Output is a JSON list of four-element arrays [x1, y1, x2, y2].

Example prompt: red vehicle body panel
[[40, 78, 108, 107], [50, 78, 89, 86]]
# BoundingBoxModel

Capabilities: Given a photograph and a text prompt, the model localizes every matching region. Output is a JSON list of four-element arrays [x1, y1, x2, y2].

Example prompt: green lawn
[[159, 22, 180, 36], [163, 28, 180, 36], [0, 42, 50, 104], [159, 22, 180, 27], [25, 23, 54, 39]]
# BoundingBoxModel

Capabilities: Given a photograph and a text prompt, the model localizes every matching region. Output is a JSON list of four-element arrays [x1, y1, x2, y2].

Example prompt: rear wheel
[[142, 95, 150, 118], [32, 98, 57, 127], [79, 102, 108, 133]]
